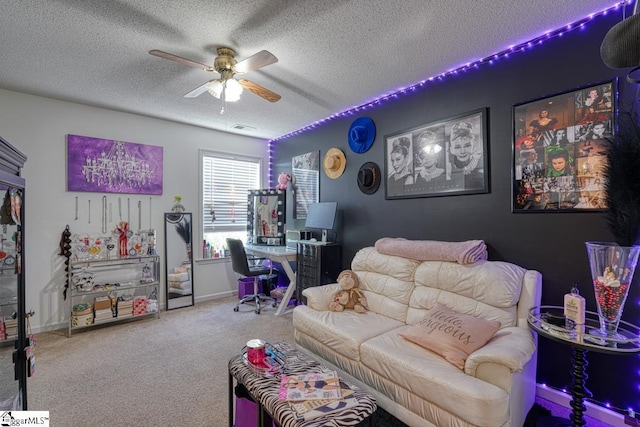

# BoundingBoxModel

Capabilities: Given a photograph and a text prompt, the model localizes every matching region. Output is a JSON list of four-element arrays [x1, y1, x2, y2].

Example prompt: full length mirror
[[164, 212, 194, 310], [247, 189, 285, 245]]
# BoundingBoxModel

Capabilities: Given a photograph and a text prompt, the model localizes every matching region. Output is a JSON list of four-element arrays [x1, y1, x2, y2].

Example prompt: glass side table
[[528, 305, 640, 427]]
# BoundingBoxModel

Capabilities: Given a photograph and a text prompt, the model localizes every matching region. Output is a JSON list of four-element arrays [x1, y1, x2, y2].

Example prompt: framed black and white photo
[[291, 151, 319, 219], [512, 80, 614, 212], [384, 108, 489, 200]]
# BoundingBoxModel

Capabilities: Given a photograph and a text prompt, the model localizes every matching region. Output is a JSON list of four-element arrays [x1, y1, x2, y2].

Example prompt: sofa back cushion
[[351, 247, 419, 322], [407, 260, 526, 328]]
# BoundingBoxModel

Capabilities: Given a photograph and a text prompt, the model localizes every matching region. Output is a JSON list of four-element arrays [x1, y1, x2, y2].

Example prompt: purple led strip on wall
[[269, 1, 624, 146]]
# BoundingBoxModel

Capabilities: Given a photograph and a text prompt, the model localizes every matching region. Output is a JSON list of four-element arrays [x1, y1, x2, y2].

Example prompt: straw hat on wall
[[323, 148, 346, 179]]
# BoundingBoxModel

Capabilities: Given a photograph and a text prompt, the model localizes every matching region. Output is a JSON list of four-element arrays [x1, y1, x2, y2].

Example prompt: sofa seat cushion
[[361, 327, 510, 427], [293, 305, 404, 360]]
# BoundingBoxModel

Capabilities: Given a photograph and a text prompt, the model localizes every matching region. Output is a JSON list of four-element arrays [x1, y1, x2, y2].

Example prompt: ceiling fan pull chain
[[220, 84, 227, 114]]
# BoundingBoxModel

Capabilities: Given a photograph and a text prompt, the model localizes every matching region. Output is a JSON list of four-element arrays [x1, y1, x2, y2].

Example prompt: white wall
[[0, 88, 269, 332]]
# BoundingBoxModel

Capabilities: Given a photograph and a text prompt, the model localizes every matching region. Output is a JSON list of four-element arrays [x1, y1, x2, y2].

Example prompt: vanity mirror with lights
[[247, 189, 286, 245]]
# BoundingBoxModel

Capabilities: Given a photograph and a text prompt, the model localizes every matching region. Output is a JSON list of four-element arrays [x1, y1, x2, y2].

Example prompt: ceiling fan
[[149, 46, 281, 103]]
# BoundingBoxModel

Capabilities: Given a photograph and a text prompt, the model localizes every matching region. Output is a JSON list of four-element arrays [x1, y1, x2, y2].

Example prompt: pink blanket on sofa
[[374, 238, 487, 264]]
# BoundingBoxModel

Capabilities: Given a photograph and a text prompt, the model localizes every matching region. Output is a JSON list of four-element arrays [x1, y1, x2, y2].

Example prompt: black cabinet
[[296, 243, 342, 303], [0, 136, 27, 410]]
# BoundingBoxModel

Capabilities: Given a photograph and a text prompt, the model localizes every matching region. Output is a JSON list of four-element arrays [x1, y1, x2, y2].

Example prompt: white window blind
[[201, 151, 261, 234]]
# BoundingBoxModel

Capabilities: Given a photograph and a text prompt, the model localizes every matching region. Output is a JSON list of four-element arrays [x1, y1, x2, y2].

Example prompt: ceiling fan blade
[[184, 80, 215, 98], [149, 49, 214, 72], [238, 79, 281, 103], [234, 50, 278, 74]]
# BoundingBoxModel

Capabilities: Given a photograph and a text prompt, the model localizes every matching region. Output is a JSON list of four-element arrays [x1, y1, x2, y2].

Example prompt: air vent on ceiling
[[232, 124, 257, 130]]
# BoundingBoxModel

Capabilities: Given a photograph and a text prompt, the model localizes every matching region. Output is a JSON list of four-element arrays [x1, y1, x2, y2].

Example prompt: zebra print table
[[228, 342, 376, 427]]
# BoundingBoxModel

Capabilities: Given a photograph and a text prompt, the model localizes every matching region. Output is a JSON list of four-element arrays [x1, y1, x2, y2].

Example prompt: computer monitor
[[304, 201, 337, 243]]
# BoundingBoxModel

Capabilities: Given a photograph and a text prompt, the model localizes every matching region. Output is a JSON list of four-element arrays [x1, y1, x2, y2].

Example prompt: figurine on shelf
[[105, 237, 115, 259], [146, 229, 157, 255], [115, 221, 130, 257], [275, 173, 291, 190], [171, 195, 185, 213]]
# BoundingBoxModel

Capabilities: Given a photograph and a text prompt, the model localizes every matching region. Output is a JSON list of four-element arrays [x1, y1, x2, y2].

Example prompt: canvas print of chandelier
[[67, 134, 163, 195]]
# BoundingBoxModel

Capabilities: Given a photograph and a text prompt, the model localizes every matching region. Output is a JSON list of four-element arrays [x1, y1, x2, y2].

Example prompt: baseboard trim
[[536, 384, 626, 426], [32, 294, 235, 334], [194, 290, 235, 303], [33, 321, 67, 334]]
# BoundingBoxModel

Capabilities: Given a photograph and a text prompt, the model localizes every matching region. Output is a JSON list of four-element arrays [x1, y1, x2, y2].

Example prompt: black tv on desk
[[305, 201, 337, 243]]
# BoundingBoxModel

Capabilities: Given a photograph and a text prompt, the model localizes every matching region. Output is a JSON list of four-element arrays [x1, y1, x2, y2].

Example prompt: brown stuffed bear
[[329, 270, 368, 313]]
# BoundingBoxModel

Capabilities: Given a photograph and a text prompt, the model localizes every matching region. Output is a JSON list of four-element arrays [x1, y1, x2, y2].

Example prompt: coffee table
[[228, 342, 376, 427]]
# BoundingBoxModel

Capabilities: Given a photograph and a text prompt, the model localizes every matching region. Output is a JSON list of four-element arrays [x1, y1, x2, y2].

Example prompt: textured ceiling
[[0, 0, 622, 140]]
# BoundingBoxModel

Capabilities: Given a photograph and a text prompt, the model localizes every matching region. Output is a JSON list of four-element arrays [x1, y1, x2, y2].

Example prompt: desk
[[245, 244, 297, 316], [287, 239, 332, 246], [528, 306, 640, 426]]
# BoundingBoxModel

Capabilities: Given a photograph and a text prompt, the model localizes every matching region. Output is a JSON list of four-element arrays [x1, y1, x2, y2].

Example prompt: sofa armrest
[[301, 283, 341, 311], [464, 327, 536, 377]]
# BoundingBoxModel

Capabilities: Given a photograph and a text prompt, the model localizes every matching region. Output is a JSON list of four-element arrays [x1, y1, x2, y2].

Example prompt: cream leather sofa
[[293, 246, 542, 427]]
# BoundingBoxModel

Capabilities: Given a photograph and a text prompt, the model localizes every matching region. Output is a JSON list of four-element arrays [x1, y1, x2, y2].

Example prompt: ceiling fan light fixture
[[206, 80, 224, 99], [224, 78, 243, 102], [152, 46, 279, 103]]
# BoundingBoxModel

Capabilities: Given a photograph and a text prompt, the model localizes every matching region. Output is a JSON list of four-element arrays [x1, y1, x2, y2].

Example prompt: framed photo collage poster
[[513, 80, 614, 212]]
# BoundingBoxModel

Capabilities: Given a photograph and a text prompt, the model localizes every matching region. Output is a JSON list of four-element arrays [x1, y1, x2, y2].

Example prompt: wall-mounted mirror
[[164, 212, 194, 310], [247, 189, 285, 245]]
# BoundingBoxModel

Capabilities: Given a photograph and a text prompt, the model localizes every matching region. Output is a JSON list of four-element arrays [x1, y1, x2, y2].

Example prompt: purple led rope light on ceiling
[[268, 1, 625, 186], [269, 1, 625, 147]]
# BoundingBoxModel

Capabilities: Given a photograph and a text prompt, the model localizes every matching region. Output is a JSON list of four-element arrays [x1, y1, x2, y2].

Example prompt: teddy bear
[[329, 269, 368, 313], [275, 173, 291, 190]]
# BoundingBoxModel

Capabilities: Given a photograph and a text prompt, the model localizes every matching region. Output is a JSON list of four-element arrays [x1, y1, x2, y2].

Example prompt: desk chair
[[226, 238, 277, 314]]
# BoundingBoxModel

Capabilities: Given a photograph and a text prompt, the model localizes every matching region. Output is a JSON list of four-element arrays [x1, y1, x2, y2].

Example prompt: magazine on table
[[278, 371, 342, 401], [288, 380, 357, 421], [290, 396, 359, 421]]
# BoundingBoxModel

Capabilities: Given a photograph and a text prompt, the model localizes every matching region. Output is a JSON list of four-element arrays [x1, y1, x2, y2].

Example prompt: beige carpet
[[28, 296, 609, 427], [29, 296, 295, 427]]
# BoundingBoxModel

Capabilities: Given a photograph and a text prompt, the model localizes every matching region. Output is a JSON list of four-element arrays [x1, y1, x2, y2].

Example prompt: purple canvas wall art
[[67, 134, 163, 195]]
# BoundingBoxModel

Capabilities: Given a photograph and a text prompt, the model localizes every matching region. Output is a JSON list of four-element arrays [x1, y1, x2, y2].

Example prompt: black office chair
[[226, 238, 278, 314]]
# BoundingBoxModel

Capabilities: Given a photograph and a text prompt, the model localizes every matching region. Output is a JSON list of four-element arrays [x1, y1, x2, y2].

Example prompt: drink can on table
[[246, 339, 266, 364]]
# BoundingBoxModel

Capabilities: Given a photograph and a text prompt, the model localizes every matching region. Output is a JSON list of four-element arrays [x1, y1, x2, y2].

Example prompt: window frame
[[199, 149, 263, 253]]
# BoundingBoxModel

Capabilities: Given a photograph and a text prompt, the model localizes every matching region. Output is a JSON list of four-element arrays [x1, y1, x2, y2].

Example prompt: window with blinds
[[201, 151, 261, 238]]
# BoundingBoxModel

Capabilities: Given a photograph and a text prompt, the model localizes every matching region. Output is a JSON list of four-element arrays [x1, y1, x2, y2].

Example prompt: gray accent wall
[[272, 12, 637, 411]]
